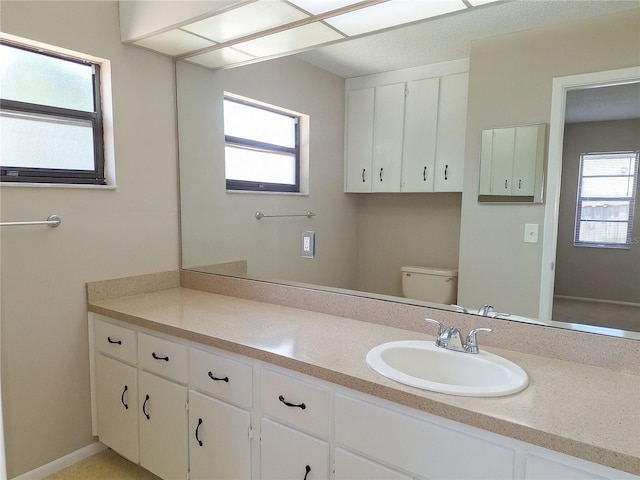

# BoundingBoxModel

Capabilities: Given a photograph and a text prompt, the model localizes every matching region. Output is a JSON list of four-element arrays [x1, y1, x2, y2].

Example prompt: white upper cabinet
[[479, 123, 546, 201], [401, 77, 440, 192], [344, 59, 469, 193]]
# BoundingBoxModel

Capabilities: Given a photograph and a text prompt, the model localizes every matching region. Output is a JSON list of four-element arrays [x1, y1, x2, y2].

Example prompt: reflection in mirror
[[177, 8, 640, 340], [478, 124, 546, 203]]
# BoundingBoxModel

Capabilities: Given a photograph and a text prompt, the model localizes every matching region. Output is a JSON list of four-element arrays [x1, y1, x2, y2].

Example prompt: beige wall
[[555, 119, 640, 303], [355, 193, 462, 297], [458, 9, 640, 318], [0, 2, 179, 477]]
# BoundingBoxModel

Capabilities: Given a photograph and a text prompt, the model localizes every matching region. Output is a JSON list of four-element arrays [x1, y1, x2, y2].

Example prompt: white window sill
[[0, 182, 117, 190]]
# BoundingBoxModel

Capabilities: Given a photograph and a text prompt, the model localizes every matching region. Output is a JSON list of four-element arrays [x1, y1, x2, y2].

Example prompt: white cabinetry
[[479, 124, 546, 198], [344, 60, 469, 193], [90, 313, 638, 480], [334, 448, 412, 480], [94, 354, 139, 463], [259, 368, 330, 480], [188, 347, 253, 480]]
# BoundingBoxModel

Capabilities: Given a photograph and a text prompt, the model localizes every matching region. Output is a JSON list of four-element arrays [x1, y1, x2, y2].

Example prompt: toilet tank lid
[[401, 266, 458, 277]]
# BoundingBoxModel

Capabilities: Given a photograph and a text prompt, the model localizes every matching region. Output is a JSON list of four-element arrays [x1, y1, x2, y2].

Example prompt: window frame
[[573, 151, 639, 249], [0, 40, 106, 185], [224, 95, 301, 193]]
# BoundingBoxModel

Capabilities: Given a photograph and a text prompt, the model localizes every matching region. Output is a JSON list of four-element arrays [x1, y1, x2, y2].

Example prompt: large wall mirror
[[177, 2, 639, 340]]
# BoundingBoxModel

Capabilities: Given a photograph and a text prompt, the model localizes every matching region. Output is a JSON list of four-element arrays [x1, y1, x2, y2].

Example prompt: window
[[0, 40, 105, 184], [224, 95, 300, 192], [574, 151, 639, 249]]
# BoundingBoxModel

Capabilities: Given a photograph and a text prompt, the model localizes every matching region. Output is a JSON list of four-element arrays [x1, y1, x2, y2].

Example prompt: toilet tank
[[401, 266, 458, 304]]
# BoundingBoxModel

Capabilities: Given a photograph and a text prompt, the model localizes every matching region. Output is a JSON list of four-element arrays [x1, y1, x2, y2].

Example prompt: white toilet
[[401, 266, 458, 304]]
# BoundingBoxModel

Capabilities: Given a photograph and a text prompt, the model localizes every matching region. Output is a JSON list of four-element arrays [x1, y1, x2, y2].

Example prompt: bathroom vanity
[[87, 272, 640, 480]]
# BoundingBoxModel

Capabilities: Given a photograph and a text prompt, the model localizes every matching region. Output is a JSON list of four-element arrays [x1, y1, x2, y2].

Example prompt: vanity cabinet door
[[95, 354, 139, 463], [433, 72, 468, 192], [371, 82, 405, 192], [401, 77, 440, 192], [189, 390, 251, 480], [345, 87, 375, 192], [138, 370, 188, 480], [260, 418, 329, 480], [334, 448, 413, 480]]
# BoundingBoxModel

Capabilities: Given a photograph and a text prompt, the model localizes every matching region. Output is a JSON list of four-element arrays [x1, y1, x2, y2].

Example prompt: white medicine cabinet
[[478, 123, 546, 203], [344, 59, 469, 193]]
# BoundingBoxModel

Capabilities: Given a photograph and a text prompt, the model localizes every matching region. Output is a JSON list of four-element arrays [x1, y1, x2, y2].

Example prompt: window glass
[[0, 43, 94, 112], [574, 152, 639, 248], [0, 40, 105, 184], [223, 95, 300, 192]]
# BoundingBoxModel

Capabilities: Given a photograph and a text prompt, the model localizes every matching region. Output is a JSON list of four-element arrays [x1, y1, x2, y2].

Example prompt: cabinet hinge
[[248, 425, 253, 441], [405, 87, 409, 97], [331, 463, 336, 480]]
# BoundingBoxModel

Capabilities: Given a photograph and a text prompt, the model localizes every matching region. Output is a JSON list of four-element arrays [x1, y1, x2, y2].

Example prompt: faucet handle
[[423, 318, 445, 336], [466, 327, 492, 353]]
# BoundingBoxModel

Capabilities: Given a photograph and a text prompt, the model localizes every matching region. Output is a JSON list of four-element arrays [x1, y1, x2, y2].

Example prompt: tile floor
[[44, 450, 159, 480]]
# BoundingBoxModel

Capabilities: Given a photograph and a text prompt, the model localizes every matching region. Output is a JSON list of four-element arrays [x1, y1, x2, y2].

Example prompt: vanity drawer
[[260, 368, 330, 438], [335, 393, 515, 480], [138, 333, 188, 384], [189, 347, 253, 409], [94, 317, 137, 364]]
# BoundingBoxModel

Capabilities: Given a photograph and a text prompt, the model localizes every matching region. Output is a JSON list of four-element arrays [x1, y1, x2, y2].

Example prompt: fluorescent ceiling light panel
[[182, 2, 310, 43], [187, 47, 256, 69], [133, 29, 215, 56], [233, 22, 345, 57], [326, 0, 467, 36], [288, 0, 365, 15]]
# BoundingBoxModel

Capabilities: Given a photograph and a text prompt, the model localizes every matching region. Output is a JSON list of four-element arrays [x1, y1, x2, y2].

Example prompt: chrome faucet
[[478, 304, 494, 316], [424, 318, 492, 354]]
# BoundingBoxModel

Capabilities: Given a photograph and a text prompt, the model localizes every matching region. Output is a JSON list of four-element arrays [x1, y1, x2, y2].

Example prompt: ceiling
[[294, 0, 640, 78]]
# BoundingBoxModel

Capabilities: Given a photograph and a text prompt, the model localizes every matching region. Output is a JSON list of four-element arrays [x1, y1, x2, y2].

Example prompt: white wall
[[458, 8, 640, 318], [0, 2, 179, 477]]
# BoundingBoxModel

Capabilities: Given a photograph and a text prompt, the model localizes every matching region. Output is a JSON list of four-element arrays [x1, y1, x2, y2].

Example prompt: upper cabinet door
[[433, 72, 469, 192], [490, 127, 516, 194], [371, 82, 405, 192], [512, 125, 543, 196], [345, 87, 375, 192], [401, 77, 440, 192]]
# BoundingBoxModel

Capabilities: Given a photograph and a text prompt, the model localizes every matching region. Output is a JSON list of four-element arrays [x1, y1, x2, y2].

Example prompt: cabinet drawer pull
[[423, 166, 427, 181], [208, 371, 229, 382], [195, 418, 203, 446], [107, 337, 122, 345], [379, 167, 383, 181], [152, 352, 169, 362], [143, 394, 150, 419], [361, 168, 366, 182], [278, 394, 306, 410], [303, 465, 311, 480], [121, 385, 129, 410], [444, 164, 449, 180]]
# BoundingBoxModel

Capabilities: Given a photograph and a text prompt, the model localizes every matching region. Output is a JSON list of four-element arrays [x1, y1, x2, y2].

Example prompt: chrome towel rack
[[255, 211, 315, 220], [0, 214, 62, 228]]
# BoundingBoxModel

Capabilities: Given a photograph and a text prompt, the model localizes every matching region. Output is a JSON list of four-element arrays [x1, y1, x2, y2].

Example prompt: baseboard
[[11, 442, 107, 480]]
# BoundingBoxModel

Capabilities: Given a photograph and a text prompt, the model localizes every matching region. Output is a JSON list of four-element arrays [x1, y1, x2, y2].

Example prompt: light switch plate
[[301, 231, 315, 258], [524, 224, 539, 243]]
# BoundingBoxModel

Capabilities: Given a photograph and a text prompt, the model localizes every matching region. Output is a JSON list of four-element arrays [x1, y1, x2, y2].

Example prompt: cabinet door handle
[[505, 179, 508, 189], [278, 395, 306, 410], [423, 166, 427, 181], [444, 164, 449, 180], [379, 167, 383, 181], [519, 179, 522, 189], [303, 465, 311, 480], [208, 371, 229, 382], [195, 418, 203, 446], [361, 168, 366, 182], [152, 352, 169, 362], [121, 385, 129, 410], [142, 394, 150, 419], [107, 337, 121, 345]]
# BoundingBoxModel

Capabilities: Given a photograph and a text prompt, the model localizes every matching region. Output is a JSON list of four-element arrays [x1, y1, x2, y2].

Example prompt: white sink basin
[[366, 340, 528, 397]]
